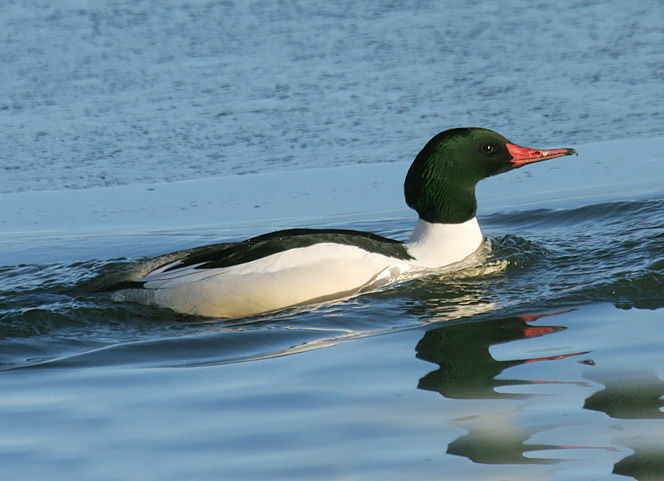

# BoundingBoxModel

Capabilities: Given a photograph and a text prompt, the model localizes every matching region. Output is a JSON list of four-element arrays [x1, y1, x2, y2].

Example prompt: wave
[[2, 195, 664, 369]]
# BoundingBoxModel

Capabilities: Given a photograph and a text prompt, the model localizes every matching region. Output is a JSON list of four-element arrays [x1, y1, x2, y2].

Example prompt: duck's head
[[404, 127, 577, 224]]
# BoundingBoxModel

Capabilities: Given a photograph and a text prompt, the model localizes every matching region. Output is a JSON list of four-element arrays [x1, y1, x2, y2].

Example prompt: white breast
[[406, 217, 484, 268]]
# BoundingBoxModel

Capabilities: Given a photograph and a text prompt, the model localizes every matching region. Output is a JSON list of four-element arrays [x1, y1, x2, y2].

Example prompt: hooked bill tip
[[505, 142, 578, 168]]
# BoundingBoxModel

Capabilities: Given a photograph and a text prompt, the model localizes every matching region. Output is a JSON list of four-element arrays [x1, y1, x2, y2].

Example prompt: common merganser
[[99, 128, 577, 318]]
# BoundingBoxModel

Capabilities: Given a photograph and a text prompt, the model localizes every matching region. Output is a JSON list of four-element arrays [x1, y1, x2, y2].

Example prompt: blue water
[[2, 1, 664, 480], [2, 0, 663, 193], [3, 196, 664, 480]]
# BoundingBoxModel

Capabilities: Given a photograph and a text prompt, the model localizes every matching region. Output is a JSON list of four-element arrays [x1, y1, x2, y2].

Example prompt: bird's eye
[[482, 144, 495, 154]]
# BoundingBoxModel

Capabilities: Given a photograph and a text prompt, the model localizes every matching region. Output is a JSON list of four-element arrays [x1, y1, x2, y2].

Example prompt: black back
[[164, 228, 413, 271]]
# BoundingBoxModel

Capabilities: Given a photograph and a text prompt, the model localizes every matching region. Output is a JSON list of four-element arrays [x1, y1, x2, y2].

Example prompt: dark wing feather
[[84, 241, 240, 292], [165, 228, 413, 271], [88, 228, 411, 292]]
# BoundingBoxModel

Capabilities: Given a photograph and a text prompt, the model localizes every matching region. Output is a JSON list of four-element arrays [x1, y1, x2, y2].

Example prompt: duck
[[97, 127, 577, 318]]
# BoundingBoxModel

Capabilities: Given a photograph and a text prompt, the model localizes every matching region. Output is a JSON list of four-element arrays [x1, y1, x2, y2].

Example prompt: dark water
[[3, 193, 664, 480]]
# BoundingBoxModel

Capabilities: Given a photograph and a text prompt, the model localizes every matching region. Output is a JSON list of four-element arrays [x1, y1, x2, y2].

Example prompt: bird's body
[[110, 218, 483, 318], [97, 128, 577, 318]]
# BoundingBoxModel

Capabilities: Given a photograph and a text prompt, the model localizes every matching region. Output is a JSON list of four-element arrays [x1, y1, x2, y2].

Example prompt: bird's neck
[[406, 217, 484, 268]]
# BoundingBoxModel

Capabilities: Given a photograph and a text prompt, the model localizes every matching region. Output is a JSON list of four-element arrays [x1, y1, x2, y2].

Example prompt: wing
[[159, 228, 412, 271], [94, 228, 412, 292], [84, 241, 240, 292]]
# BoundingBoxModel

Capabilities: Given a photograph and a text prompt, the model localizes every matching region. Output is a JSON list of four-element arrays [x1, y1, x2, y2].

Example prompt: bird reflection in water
[[415, 310, 602, 466], [585, 368, 664, 480]]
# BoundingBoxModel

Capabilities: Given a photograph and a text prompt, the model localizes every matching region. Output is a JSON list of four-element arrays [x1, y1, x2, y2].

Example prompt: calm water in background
[[2, 0, 663, 193], [2, 1, 664, 480]]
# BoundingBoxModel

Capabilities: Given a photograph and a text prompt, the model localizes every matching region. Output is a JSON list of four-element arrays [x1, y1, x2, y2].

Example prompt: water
[[2, 0, 663, 193], [2, 1, 664, 480], [3, 186, 664, 480]]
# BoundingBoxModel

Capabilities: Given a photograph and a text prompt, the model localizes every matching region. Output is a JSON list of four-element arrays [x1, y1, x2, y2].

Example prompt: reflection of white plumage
[[98, 128, 576, 318]]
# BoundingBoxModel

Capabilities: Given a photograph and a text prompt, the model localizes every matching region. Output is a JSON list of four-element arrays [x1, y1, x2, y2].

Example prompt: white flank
[[115, 218, 485, 318], [116, 243, 412, 318]]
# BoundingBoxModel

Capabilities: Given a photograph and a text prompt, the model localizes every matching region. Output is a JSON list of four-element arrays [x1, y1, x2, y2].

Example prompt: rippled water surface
[[2, 1, 664, 480], [3, 192, 664, 480]]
